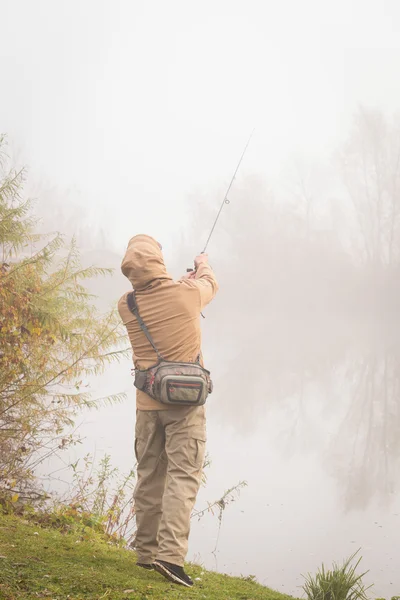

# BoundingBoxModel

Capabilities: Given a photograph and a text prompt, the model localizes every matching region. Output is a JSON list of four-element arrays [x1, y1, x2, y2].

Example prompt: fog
[[2, 0, 400, 597]]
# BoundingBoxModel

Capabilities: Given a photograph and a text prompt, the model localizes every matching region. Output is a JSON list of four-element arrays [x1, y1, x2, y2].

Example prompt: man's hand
[[181, 254, 209, 280], [194, 253, 208, 268], [181, 270, 197, 280]]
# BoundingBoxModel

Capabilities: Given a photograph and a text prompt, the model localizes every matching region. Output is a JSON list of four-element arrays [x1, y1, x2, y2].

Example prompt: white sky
[[1, 0, 400, 255]]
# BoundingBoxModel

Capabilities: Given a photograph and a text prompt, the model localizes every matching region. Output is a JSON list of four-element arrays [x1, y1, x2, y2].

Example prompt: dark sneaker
[[136, 562, 153, 570], [153, 560, 193, 587]]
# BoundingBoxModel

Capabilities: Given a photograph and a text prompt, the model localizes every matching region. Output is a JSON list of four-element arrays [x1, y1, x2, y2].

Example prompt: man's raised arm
[[180, 253, 218, 310]]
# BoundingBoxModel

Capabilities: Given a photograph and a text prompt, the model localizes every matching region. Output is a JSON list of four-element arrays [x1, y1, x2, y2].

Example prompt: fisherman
[[118, 234, 218, 587]]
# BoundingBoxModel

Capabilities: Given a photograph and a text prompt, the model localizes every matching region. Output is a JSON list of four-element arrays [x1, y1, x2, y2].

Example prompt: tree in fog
[[0, 137, 127, 504], [176, 111, 400, 509], [340, 107, 400, 266], [328, 346, 400, 510]]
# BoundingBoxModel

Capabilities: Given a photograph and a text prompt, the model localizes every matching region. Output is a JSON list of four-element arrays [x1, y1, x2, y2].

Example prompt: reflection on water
[[211, 315, 400, 510], [40, 313, 400, 597], [186, 316, 400, 597], [327, 347, 400, 513]]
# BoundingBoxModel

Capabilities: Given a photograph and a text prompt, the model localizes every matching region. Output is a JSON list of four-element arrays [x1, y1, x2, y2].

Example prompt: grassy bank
[[0, 514, 295, 600]]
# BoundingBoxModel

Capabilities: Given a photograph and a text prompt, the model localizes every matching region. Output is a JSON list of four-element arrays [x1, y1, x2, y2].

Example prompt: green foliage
[[302, 550, 372, 600], [0, 136, 129, 503], [60, 454, 136, 543], [0, 513, 294, 600], [29, 452, 246, 549], [28, 503, 106, 537], [29, 456, 137, 545]]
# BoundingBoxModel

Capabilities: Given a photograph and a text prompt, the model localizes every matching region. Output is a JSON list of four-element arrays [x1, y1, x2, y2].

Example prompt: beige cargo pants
[[133, 405, 206, 567]]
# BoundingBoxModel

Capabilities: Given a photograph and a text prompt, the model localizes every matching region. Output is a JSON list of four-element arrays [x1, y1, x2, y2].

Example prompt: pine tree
[[0, 136, 128, 504]]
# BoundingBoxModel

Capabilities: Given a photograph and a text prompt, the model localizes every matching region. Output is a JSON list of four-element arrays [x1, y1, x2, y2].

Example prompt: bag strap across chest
[[127, 291, 201, 365], [127, 291, 163, 361]]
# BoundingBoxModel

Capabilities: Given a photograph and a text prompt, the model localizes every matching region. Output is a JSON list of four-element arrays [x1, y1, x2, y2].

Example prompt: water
[[50, 315, 400, 598], [36, 251, 400, 596], [191, 399, 399, 598]]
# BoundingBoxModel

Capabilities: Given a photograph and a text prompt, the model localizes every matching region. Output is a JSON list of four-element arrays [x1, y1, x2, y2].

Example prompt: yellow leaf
[[11, 494, 19, 503]]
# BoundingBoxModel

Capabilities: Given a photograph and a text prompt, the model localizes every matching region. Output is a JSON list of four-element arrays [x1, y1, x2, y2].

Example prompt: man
[[118, 234, 218, 587]]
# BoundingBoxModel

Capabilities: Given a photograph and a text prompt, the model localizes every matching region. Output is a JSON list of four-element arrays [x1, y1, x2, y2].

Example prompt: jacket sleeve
[[192, 263, 219, 310]]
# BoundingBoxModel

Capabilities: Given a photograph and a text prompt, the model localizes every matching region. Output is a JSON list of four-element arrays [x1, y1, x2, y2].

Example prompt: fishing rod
[[187, 128, 255, 273], [203, 128, 255, 254]]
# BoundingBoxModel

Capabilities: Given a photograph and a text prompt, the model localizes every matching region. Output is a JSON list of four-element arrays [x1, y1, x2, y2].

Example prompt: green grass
[[0, 514, 295, 600], [302, 551, 371, 600]]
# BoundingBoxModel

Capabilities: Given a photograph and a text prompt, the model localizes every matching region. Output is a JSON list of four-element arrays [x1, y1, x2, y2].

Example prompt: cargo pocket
[[134, 437, 146, 464], [187, 427, 207, 470], [134, 411, 158, 464]]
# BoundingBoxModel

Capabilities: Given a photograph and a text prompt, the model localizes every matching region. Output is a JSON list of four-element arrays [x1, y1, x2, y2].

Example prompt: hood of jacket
[[121, 234, 172, 290]]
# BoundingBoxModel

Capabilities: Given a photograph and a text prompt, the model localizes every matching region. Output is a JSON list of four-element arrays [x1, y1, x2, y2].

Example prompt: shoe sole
[[153, 561, 193, 587]]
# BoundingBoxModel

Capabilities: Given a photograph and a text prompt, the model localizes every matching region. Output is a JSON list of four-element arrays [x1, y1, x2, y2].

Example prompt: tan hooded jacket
[[118, 235, 219, 410]]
